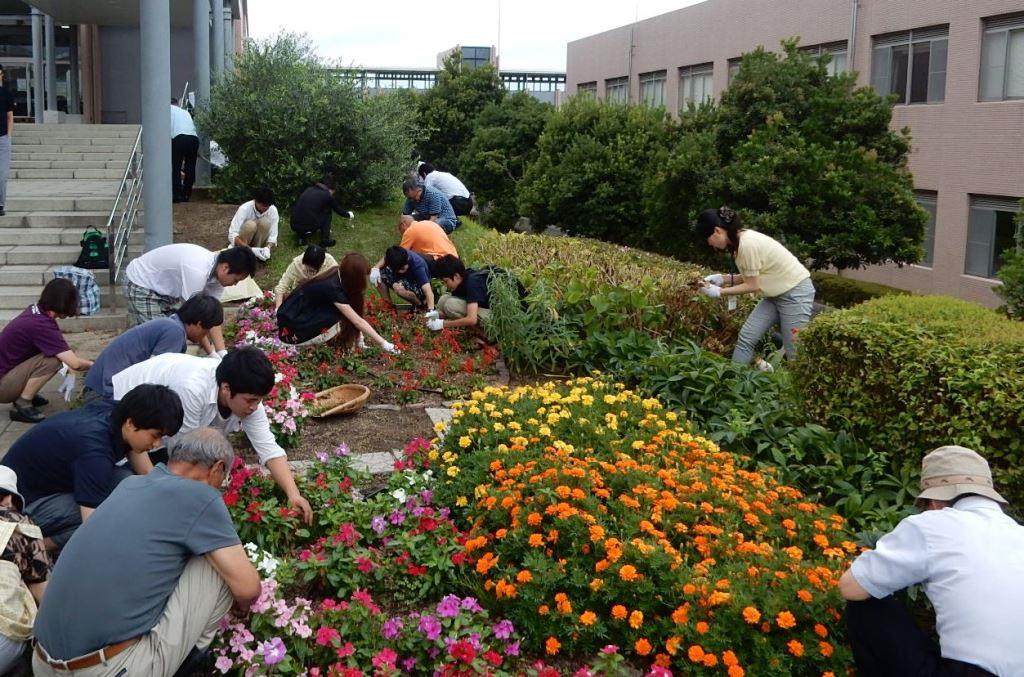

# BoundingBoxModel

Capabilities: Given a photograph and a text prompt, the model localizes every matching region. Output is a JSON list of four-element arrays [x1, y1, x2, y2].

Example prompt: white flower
[[275, 372, 285, 384], [391, 488, 408, 504]]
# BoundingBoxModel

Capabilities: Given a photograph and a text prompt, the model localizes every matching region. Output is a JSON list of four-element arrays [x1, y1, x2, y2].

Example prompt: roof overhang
[[21, 0, 242, 28]]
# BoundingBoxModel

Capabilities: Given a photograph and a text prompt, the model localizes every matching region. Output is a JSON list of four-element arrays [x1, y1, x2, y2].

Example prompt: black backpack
[[75, 227, 109, 269]]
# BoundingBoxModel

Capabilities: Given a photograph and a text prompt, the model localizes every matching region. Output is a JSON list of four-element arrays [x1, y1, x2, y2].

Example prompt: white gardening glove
[[357, 334, 367, 349], [699, 284, 722, 299], [213, 349, 227, 359], [253, 246, 271, 262], [369, 267, 381, 286], [703, 273, 724, 286], [425, 310, 439, 321], [57, 365, 76, 402], [346, 211, 355, 219], [426, 318, 444, 332], [381, 341, 401, 355]]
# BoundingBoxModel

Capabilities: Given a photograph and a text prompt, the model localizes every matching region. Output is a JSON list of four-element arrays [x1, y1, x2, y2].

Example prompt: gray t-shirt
[[33, 464, 240, 660]]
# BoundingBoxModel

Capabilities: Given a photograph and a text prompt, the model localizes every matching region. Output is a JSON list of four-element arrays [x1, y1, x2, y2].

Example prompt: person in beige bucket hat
[[838, 445, 1024, 677]]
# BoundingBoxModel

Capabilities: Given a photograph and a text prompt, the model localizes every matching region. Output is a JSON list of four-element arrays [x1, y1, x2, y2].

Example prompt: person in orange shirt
[[397, 214, 458, 263]]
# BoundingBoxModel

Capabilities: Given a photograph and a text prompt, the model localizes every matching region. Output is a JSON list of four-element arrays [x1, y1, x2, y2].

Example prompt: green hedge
[[810, 272, 912, 309], [793, 295, 1024, 502]]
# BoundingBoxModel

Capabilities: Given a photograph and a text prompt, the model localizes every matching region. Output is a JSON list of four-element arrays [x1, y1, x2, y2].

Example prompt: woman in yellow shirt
[[695, 206, 815, 367]]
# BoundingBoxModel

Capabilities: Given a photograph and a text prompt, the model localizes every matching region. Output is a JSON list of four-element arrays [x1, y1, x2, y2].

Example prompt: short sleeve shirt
[[399, 221, 458, 259], [393, 250, 431, 287], [33, 464, 240, 659], [453, 269, 492, 309], [0, 87, 13, 137], [733, 230, 810, 298], [84, 316, 187, 398], [0, 305, 70, 378], [124, 244, 223, 301]]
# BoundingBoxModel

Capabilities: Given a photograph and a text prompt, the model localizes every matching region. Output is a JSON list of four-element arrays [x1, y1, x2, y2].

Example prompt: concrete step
[[16, 124, 139, 136], [10, 144, 134, 154], [11, 152, 128, 162], [0, 244, 142, 266], [0, 307, 128, 333], [8, 169, 124, 180], [0, 284, 124, 309], [0, 212, 116, 228], [11, 160, 125, 170], [2, 197, 115, 212], [0, 228, 143, 247], [12, 136, 138, 146]]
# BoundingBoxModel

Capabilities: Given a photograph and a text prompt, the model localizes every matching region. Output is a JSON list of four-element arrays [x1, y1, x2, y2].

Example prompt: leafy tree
[[458, 92, 552, 230], [996, 202, 1024, 319], [516, 97, 671, 244], [196, 33, 418, 206], [646, 41, 928, 270], [416, 56, 506, 175]]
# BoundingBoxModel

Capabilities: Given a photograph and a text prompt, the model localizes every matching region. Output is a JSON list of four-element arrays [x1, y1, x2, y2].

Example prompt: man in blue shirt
[[373, 245, 435, 312], [2, 384, 184, 551], [401, 178, 458, 234], [84, 294, 223, 400]]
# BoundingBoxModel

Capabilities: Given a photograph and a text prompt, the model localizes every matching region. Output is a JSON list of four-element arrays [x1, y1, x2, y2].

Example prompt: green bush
[[794, 295, 1024, 503], [995, 205, 1024, 319], [196, 33, 417, 206], [810, 272, 912, 308]]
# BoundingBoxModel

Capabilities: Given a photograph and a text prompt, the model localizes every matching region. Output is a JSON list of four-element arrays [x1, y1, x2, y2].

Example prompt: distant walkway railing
[[105, 126, 144, 309]]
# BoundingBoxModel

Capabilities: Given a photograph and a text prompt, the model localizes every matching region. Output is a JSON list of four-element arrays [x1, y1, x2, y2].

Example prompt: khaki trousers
[[237, 218, 272, 247], [33, 557, 233, 677], [0, 354, 61, 403], [437, 294, 491, 327]]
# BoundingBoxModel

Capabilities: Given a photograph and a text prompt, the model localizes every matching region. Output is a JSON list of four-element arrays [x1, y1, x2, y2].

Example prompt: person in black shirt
[[289, 175, 354, 247], [0, 64, 14, 217], [430, 255, 525, 333]]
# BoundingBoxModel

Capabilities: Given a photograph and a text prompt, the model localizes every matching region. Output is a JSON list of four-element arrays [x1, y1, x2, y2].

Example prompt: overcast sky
[[247, 0, 703, 71]]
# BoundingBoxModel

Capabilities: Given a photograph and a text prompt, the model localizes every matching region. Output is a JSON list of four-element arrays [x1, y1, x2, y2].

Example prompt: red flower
[[222, 490, 239, 507], [483, 651, 503, 667], [406, 563, 427, 576], [449, 640, 476, 664], [356, 557, 374, 573]]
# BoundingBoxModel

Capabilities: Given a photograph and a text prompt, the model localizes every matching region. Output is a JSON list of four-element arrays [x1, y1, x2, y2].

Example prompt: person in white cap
[[0, 465, 50, 673], [839, 445, 1024, 677]]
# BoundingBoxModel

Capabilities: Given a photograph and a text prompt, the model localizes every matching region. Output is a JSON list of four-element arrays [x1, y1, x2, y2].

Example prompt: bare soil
[[172, 198, 238, 250]]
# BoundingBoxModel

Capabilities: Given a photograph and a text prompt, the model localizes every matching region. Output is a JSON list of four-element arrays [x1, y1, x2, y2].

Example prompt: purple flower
[[492, 620, 515, 640], [257, 637, 286, 666], [389, 511, 406, 525], [505, 641, 520, 656], [382, 616, 404, 640], [419, 489, 434, 503], [315, 450, 329, 463], [371, 516, 387, 534], [401, 657, 417, 671], [412, 506, 428, 517], [418, 614, 442, 641], [214, 655, 233, 673], [460, 597, 484, 613], [468, 633, 481, 650], [439, 508, 451, 520], [436, 594, 462, 618], [333, 442, 350, 457]]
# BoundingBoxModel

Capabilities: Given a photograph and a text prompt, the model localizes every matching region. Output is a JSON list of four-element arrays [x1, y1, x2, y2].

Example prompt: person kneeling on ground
[[418, 162, 473, 217], [124, 243, 256, 355], [0, 465, 51, 674], [273, 245, 338, 312], [395, 214, 458, 274], [370, 245, 435, 313], [430, 255, 525, 334], [84, 294, 223, 401], [32, 428, 261, 677], [839, 445, 1024, 677], [1, 384, 183, 553], [694, 206, 815, 371], [0, 278, 93, 423], [277, 253, 400, 354], [401, 178, 458, 234], [290, 175, 354, 248], [228, 186, 279, 261], [111, 347, 314, 523]]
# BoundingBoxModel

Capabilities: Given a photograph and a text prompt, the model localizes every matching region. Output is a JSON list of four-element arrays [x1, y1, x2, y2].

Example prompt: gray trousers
[[25, 468, 134, 548], [0, 135, 10, 208], [732, 277, 816, 364]]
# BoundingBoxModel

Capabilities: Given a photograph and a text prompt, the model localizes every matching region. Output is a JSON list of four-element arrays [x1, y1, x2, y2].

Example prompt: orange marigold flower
[[654, 653, 671, 668], [742, 606, 761, 624], [823, 673, 836, 677], [495, 528, 508, 539], [589, 525, 605, 542], [776, 610, 797, 629], [595, 559, 610, 572], [611, 604, 627, 620], [527, 512, 542, 526], [589, 578, 604, 591], [634, 638, 652, 656], [703, 653, 718, 668], [797, 589, 813, 603], [687, 645, 705, 663], [665, 636, 682, 656], [787, 640, 804, 657], [545, 637, 560, 655], [683, 583, 697, 595], [813, 623, 828, 638], [629, 610, 644, 629], [695, 621, 709, 635], [722, 650, 738, 666], [528, 533, 544, 548], [671, 604, 690, 625], [516, 570, 533, 584], [538, 604, 549, 615], [819, 641, 833, 657], [618, 564, 640, 582], [727, 666, 745, 677], [782, 518, 796, 530]]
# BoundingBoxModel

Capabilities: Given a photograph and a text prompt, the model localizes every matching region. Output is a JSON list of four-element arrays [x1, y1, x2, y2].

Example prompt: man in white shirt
[[124, 243, 256, 354], [417, 162, 473, 217], [111, 347, 313, 523], [839, 446, 1024, 677], [170, 99, 200, 203], [228, 187, 279, 262]]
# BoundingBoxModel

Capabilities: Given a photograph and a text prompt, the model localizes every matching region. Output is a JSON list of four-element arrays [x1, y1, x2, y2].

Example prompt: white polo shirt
[[111, 352, 286, 464], [423, 170, 470, 199], [228, 200, 280, 246], [170, 105, 198, 138], [850, 496, 1024, 676], [125, 243, 224, 301]]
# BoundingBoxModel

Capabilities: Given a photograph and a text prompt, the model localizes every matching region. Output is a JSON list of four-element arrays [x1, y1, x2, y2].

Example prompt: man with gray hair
[[839, 445, 1024, 676], [401, 177, 458, 234], [32, 428, 261, 677]]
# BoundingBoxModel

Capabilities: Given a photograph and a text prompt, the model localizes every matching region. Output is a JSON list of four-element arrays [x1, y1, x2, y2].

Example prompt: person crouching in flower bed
[[276, 252, 400, 354], [428, 255, 525, 336], [839, 446, 1024, 677], [369, 245, 436, 314]]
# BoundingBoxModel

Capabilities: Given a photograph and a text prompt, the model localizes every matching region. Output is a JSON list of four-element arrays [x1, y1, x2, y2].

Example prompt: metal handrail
[[105, 126, 144, 309]]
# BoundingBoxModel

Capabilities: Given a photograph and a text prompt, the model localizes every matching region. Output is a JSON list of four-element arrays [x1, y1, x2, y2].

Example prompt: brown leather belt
[[35, 637, 141, 671]]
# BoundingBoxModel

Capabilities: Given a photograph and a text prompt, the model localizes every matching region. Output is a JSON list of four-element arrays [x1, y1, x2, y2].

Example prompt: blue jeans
[[732, 277, 815, 364]]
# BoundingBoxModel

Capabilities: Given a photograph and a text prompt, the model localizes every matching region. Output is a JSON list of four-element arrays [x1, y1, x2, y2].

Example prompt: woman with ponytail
[[276, 252, 400, 353], [694, 206, 815, 368]]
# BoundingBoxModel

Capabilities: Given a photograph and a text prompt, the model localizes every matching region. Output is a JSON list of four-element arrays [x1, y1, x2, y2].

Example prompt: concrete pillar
[[211, 0, 225, 79], [193, 0, 211, 186], [44, 14, 57, 111], [141, 0, 173, 249], [31, 9, 44, 122], [68, 28, 79, 115]]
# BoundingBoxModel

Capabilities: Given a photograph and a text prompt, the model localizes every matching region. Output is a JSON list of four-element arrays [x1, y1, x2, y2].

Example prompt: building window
[[605, 76, 629, 104], [577, 81, 597, 99], [802, 41, 849, 75], [727, 58, 742, 85], [639, 70, 666, 108], [871, 26, 948, 104], [915, 191, 938, 267], [980, 14, 1024, 101], [678, 63, 713, 110], [965, 195, 1021, 278], [461, 46, 492, 70]]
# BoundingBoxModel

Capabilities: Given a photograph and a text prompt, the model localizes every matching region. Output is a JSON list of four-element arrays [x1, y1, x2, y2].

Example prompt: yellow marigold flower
[[433, 421, 447, 432], [628, 610, 644, 629], [589, 578, 604, 591], [446, 466, 460, 477], [455, 495, 467, 507], [545, 637, 560, 655], [427, 449, 439, 461], [742, 606, 761, 624], [776, 610, 797, 629], [579, 611, 597, 626]]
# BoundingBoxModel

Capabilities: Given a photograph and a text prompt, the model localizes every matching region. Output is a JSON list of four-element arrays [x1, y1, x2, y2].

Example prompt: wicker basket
[[311, 384, 371, 418]]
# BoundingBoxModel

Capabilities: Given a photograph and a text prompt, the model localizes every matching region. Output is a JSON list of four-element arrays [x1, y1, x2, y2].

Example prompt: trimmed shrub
[[810, 272, 911, 309], [995, 205, 1024, 319], [793, 295, 1024, 502]]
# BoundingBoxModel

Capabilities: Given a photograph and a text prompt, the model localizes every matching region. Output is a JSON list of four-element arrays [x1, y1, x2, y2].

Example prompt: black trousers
[[290, 218, 331, 243], [171, 134, 199, 200], [449, 195, 473, 216], [846, 597, 995, 677]]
